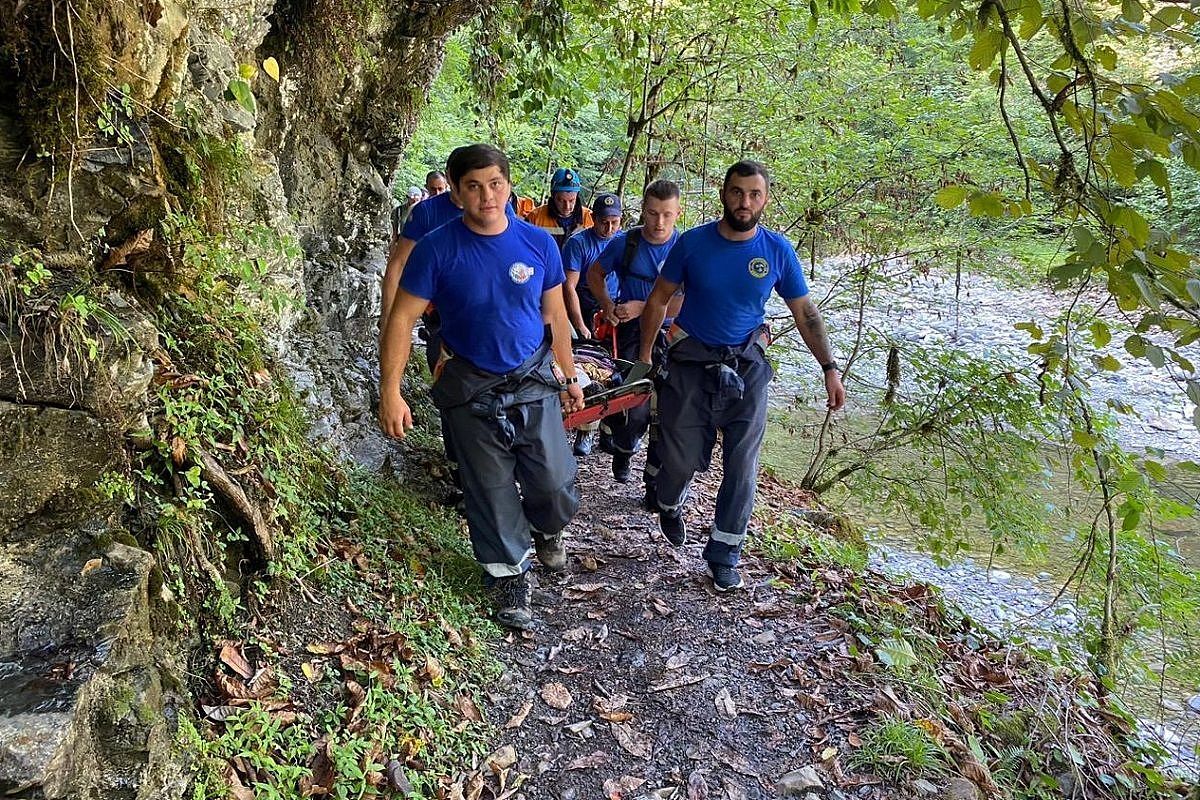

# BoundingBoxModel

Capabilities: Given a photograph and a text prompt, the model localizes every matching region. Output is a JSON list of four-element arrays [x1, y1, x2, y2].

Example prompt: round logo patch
[[748, 257, 769, 279], [509, 262, 535, 285]]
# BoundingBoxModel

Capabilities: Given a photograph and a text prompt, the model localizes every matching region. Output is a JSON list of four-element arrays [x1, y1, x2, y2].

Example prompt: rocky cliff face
[[0, 0, 472, 794]]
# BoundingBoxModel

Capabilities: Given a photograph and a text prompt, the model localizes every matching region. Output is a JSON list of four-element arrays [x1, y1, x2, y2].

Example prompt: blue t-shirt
[[401, 192, 461, 242], [596, 229, 680, 303], [401, 218, 565, 374], [562, 228, 619, 297], [401, 192, 516, 242], [662, 221, 808, 346]]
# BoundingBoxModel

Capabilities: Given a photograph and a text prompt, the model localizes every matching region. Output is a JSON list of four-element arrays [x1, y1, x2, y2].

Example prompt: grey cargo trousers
[[432, 340, 579, 577], [653, 332, 772, 567]]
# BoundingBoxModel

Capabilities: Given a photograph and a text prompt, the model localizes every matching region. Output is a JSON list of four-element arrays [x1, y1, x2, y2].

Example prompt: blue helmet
[[551, 167, 582, 193]]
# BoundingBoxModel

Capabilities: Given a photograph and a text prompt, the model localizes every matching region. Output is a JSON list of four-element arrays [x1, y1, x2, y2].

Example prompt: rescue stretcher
[[562, 376, 653, 429], [561, 321, 653, 430]]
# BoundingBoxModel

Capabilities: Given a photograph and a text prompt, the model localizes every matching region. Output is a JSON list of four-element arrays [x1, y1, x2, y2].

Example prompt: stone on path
[[777, 765, 824, 796]]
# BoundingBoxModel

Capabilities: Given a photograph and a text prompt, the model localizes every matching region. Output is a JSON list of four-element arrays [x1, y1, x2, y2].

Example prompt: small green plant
[[95, 470, 137, 505], [849, 718, 952, 783], [756, 515, 869, 573], [96, 83, 136, 145], [11, 252, 50, 296]]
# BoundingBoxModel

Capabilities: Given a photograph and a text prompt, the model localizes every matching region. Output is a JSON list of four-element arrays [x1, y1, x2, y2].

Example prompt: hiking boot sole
[[495, 608, 535, 630]]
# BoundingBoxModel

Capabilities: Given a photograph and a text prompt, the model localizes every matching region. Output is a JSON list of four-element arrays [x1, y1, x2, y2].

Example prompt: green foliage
[[185, 476, 499, 800], [848, 718, 952, 782], [757, 512, 870, 573], [0, 250, 130, 389]]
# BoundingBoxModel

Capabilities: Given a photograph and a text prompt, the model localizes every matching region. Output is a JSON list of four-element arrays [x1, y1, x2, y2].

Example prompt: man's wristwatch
[[562, 375, 580, 386], [821, 360, 839, 373]]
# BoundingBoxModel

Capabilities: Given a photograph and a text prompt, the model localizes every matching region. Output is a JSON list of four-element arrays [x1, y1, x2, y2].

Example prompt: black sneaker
[[572, 431, 593, 457], [708, 563, 745, 593], [533, 532, 567, 572], [612, 454, 632, 483], [642, 483, 657, 513], [658, 511, 686, 546], [491, 572, 534, 630]]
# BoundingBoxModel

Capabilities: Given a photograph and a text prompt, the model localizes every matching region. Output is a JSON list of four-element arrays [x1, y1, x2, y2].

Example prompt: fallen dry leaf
[[504, 699, 533, 729], [214, 672, 254, 702], [610, 722, 650, 758], [425, 653, 445, 685], [650, 673, 710, 692], [666, 653, 693, 670], [455, 693, 483, 722], [80, 557, 103, 576], [345, 680, 366, 723], [217, 642, 254, 681], [541, 681, 573, 710], [201, 703, 242, 722], [301, 661, 321, 683], [486, 744, 517, 773], [604, 775, 647, 798], [714, 687, 737, 717]]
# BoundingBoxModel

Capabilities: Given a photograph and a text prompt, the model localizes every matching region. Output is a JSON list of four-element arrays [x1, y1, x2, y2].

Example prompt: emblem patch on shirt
[[748, 257, 769, 278], [509, 262, 535, 285]]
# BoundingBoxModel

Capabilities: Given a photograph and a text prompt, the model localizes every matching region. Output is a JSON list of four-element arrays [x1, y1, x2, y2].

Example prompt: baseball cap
[[551, 167, 582, 193], [592, 193, 622, 217]]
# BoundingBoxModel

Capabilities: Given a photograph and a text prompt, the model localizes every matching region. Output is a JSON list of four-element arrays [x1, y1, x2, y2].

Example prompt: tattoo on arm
[[796, 300, 834, 364]]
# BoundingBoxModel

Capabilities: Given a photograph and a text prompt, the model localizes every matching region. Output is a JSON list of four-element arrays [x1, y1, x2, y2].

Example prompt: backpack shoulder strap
[[618, 226, 643, 281]]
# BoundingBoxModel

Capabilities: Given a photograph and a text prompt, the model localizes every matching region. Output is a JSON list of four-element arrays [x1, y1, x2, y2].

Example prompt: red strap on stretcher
[[562, 389, 650, 430]]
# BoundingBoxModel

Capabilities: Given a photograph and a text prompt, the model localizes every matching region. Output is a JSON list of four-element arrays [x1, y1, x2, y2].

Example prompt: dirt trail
[[481, 449, 890, 800]]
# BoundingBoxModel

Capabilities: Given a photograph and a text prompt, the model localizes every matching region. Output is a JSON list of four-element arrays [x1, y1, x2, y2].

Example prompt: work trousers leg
[[424, 324, 461, 489], [444, 395, 579, 577], [600, 321, 657, 456], [653, 361, 719, 516], [702, 357, 772, 568]]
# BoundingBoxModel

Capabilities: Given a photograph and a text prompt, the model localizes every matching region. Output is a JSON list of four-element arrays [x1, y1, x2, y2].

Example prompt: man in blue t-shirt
[[562, 192, 623, 458], [587, 180, 683, 487], [379, 144, 585, 630], [637, 160, 846, 593], [563, 193, 623, 339]]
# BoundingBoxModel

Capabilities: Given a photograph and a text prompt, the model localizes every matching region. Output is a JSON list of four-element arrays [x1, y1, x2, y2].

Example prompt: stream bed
[[762, 262, 1200, 777]]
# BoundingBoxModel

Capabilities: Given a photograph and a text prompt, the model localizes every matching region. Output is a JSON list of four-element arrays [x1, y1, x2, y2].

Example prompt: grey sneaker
[[533, 532, 567, 572], [707, 563, 744, 593], [658, 511, 686, 546], [492, 572, 534, 630]]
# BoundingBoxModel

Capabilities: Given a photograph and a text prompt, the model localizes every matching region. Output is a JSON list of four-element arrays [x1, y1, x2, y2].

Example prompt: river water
[[760, 260, 1200, 776]]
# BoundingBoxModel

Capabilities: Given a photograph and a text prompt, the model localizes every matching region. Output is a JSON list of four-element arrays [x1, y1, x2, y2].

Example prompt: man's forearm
[[549, 309, 577, 378], [795, 302, 835, 365], [380, 237, 415, 326], [586, 263, 612, 309], [639, 297, 669, 362], [563, 280, 586, 333], [380, 308, 416, 394]]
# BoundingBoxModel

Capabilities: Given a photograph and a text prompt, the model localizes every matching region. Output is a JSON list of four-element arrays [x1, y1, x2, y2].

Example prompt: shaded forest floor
[[470, 447, 1188, 800], [192, 437, 1192, 800]]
